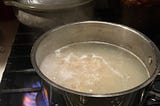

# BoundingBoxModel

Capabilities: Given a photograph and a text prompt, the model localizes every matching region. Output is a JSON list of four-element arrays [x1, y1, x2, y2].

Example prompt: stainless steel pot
[[4, 0, 93, 30], [31, 21, 160, 106]]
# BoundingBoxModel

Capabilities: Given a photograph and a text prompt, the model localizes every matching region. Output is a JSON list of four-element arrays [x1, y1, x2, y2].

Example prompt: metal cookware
[[31, 21, 160, 106], [4, 0, 93, 30]]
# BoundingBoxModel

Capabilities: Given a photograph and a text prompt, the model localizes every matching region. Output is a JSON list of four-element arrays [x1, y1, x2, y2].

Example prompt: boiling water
[[40, 41, 150, 94]]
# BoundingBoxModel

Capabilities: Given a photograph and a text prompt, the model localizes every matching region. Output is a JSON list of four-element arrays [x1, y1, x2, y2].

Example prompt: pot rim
[[31, 21, 160, 97], [4, 0, 93, 12]]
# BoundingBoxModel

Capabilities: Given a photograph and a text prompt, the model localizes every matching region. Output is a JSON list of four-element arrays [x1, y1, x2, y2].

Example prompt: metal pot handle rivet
[[0, 46, 5, 53], [148, 56, 153, 65]]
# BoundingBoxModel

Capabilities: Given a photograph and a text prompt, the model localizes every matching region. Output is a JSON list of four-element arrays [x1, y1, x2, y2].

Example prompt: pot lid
[[18, 0, 89, 6], [13, 0, 92, 11]]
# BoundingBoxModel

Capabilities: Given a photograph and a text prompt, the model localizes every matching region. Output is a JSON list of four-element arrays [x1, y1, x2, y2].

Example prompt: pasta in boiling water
[[40, 41, 149, 94]]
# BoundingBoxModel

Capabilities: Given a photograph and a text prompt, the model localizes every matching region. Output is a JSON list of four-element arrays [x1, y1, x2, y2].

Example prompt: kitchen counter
[[0, 20, 19, 82]]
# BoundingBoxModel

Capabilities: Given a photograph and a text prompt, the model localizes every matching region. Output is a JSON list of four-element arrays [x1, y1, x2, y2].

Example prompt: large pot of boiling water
[[31, 21, 160, 106]]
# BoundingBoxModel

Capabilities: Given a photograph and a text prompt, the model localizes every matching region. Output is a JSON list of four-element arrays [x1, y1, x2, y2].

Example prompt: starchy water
[[40, 41, 150, 94]]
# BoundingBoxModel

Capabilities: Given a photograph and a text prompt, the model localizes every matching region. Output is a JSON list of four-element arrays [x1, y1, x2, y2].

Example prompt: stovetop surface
[[0, 24, 69, 106], [0, 22, 160, 106]]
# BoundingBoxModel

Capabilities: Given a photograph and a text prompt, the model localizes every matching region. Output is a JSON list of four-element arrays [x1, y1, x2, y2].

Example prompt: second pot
[[4, 0, 93, 30]]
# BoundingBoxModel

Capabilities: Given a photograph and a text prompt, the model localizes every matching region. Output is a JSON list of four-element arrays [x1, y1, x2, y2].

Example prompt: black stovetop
[[0, 22, 160, 106]]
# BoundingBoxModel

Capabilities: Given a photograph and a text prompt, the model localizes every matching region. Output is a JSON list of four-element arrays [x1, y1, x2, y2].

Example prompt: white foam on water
[[40, 42, 149, 94]]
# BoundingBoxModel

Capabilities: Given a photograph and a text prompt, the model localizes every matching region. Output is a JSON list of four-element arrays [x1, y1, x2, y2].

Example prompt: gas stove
[[0, 22, 160, 106]]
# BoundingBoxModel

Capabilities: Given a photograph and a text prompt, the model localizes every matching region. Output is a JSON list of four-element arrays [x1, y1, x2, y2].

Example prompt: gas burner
[[23, 80, 49, 106]]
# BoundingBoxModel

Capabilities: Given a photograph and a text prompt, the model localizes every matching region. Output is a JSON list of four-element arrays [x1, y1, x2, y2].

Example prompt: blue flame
[[23, 81, 49, 106]]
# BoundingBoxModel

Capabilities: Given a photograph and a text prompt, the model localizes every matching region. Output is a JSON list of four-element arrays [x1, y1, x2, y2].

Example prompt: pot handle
[[4, 0, 36, 10], [3, 0, 53, 11], [4, 0, 93, 11]]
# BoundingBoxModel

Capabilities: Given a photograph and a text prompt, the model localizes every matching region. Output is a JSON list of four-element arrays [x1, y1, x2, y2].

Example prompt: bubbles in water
[[40, 42, 149, 94]]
